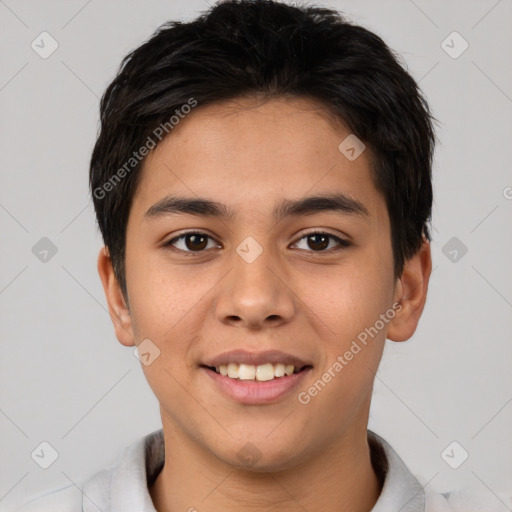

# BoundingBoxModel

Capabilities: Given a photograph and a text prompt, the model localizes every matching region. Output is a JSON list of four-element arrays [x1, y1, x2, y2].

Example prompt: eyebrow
[[144, 192, 370, 222]]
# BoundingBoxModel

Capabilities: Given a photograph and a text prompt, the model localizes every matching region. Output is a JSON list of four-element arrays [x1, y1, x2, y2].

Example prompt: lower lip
[[201, 366, 312, 405]]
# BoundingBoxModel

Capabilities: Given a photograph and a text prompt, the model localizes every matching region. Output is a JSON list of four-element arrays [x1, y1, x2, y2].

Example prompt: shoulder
[[368, 431, 512, 512], [14, 467, 114, 512], [14, 484, 82, 512], [14, 430, 162, 512]]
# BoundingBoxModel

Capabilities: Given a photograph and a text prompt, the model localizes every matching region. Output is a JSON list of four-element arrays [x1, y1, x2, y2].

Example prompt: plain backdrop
[[1, 0, 511, 510]]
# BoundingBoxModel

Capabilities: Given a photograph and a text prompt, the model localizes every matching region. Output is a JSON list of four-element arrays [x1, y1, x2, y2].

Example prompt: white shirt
[[15, 429, 509, 511]]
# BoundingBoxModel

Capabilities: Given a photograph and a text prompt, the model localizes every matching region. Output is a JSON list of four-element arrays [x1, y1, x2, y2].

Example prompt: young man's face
[[99, 96, 430, 471]]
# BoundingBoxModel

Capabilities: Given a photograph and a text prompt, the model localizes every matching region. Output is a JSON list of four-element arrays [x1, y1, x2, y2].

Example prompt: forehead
[[131, 96, 385, 223]]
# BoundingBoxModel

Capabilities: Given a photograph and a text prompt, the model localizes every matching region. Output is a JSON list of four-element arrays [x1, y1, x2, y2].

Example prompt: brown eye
[[184, 234, 208, 251], [164, 232, 218, 253], [306, 233, 330, 251], [293, 232, 351, 253]]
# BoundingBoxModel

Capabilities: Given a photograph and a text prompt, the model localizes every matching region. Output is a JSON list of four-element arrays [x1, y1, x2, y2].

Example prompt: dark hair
[[90, 0, 436, 301]]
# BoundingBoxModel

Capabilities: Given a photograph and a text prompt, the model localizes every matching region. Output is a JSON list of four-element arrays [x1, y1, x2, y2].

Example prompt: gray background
[[1, 0, 511, 509]]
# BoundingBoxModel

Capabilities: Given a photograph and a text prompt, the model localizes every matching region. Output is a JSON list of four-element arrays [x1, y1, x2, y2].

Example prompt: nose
[[214, 245, 295, 329]]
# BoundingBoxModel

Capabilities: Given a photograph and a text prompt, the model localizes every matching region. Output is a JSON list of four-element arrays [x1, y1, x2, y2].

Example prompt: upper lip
[[201, 349, 312, 369]]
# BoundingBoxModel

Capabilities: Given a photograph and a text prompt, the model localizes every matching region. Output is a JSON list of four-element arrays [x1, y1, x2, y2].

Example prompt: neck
[[149, 423, 381, 512]]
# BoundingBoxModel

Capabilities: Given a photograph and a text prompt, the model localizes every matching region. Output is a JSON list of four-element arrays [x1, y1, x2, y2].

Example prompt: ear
[[387, 238, 432, 342], [97, 247, 135, 347]]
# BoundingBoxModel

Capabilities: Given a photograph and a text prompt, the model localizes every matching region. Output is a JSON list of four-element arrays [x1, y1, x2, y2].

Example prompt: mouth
[[199, 349, 313, 404]]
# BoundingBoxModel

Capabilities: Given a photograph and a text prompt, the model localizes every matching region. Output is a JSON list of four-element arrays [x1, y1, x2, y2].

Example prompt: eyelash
[[162, 230, 352, 256]]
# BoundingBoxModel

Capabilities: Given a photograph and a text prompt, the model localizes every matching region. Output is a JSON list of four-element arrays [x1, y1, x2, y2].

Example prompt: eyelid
[[294, 227, 349, 242]]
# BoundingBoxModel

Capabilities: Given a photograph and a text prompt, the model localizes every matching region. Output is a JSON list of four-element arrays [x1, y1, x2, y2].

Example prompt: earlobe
[[97, 247, 136, 347], [387, 238, 432, 342]]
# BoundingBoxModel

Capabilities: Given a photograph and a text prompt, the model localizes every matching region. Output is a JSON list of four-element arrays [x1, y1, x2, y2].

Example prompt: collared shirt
[[15, 429, 506, 511]]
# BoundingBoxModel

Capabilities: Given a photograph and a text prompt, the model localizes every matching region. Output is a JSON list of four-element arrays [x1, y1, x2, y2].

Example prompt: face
[[99, 96, 430, 471]]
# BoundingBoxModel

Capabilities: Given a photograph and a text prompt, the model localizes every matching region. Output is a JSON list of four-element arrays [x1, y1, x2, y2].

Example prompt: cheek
[[125, 247, 206, 337], [125, 256, 207, 407], [125, 253, 215, 388], [300, 256, 394, 345], [298, 265, 392, 424]]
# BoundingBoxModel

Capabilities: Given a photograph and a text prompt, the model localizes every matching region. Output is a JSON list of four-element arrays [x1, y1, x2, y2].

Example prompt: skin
[[98, 95, 432, 512]]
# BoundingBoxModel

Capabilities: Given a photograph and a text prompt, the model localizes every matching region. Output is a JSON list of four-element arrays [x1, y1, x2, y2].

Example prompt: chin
[[226, 451, 300, 474], [213, 437, 308, 474]]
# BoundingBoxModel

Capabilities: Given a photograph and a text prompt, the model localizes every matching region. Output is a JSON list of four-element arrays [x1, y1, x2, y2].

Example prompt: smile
[[204, 362, 309, 382]]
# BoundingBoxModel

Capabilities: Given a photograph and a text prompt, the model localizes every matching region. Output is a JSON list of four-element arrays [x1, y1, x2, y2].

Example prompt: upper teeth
[[216, 363, 296, 381]]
